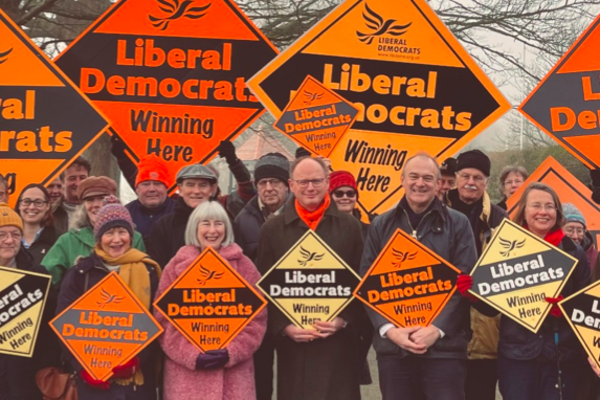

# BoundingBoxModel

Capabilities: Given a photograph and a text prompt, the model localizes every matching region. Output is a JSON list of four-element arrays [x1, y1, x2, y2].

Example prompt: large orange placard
[[0, 9, 108, 207], [54, 0, 278, 193], [249, 0, 511, 217]]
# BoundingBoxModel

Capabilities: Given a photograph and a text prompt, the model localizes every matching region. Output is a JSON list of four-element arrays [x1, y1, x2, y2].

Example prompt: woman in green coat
[[42, 176, 145, 286]]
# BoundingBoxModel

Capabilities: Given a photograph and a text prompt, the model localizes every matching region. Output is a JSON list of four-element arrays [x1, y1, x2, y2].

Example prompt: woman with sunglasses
[[329, 171, 368, 238], [15, 183, 59, 265]]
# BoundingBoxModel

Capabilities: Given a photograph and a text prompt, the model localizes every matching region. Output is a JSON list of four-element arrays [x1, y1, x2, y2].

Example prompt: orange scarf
[[295, 195, 331, 230]]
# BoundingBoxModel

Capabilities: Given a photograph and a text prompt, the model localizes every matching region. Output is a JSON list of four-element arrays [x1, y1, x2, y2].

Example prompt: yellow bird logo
[[303, 90, 323, 105], [149, 0, 211, 31], [356, 4, 412, 45], [97, 288, 125, 309], [392, 248, 417, 269], [298, 246, 324, 267], [197, 266, 224, 286], [499, 237, 526, 257], [0, 48, 12, 65]]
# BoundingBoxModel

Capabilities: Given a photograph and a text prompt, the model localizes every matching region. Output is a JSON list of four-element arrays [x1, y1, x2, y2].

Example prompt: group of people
[[0, 142, 599, 400]]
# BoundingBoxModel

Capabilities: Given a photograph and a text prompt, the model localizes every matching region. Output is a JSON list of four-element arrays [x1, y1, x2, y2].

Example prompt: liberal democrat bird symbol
[[97, 288, 125, 309], [298, 247, 324, 267], [392, 248, 417, 269], [499, 237, 526, 257], [149, 0, 211, 31], [197, 266, 224, 286], [0, 48, 13, 65], [303, 90, 323, 105], [356, 3, 412, 45]]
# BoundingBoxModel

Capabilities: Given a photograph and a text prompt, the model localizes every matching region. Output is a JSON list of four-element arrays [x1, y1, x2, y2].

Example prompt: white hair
[[70, 203, 92, 230], [185, 201, 234, 248]]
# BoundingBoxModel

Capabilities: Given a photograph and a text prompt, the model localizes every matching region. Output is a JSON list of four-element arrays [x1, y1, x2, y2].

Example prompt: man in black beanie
[[445, 149, 507, 400]]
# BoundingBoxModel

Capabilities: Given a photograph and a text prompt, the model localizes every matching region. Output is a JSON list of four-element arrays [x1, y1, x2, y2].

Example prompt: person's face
[[0, 182, 8, 204], [18, 188, 50, 226], [47, 178, 64, 205], [100, 227, 131, 258], [331, 185, 357, 214], [63, 165, 89, 203], [179, 179, 216, 209], [136, 181, 168, 208], [524, 189, 557, 237], [197, 219, 225, 250], [289, 159, 329, 211], [0, 226, 21, 265], [504, 172, 525, 198], [438, 174, 456, 199], [402, 157, 440, 211], [83, 194, 108, 227], [457, 168, 488, 204], [563, 222, 585, 245], [257, 178, 288, 211]]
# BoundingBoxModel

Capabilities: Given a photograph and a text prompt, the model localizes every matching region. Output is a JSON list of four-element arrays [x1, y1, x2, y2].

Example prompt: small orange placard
[[50, 273, 163, 381], [153, 247, 266, 352]]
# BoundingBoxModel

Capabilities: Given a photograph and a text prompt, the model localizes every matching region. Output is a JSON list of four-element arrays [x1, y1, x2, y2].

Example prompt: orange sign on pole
[[354, 229, 460, 328], [50, 273, 163, 381], [0, 9, 108, 207], [249, 0, 511, 217], [54, 0, 278, 193], [520, 15, 600, 169], [273, 76, 359, 157], [153, 248, 266, 352]]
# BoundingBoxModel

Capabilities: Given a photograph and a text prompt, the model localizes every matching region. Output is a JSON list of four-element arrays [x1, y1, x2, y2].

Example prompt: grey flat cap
[[176, 164, 218, 183]]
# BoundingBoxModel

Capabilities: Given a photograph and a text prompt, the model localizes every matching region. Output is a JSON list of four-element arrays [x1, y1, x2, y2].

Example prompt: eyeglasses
[[332, 189, 357, 199], [504, 179, 524, 187], [527, 203, 557, 212], [257, 179, 284, 188], [458, 173, 486, 183], [563, 226, 585, 235], [20, 199, 48, 207], [0, 231, 22, 242], [292, 178, 326, 188]]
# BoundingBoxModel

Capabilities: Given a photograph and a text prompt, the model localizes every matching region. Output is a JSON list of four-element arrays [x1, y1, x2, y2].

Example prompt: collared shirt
[[22, 227, 44, 249], [258, 197, 285, 221]]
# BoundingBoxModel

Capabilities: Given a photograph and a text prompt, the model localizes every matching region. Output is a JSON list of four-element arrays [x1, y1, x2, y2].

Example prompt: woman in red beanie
[[329, 171, 367, 237]]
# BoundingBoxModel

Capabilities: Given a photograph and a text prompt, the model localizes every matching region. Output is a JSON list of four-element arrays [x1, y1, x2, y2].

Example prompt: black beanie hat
[[440, 157, 457, 176], [255, 153, 290, 186], [456, 150, 491, 177]]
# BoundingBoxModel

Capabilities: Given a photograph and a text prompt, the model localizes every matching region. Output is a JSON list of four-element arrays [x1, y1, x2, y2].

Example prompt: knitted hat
[[78, 176, 117, 200], [94, 196, 135, 241], [295, 147, 311, 159], [456, 150, 491, 177], [440, 157, 457, 176], [329, 171, 358, 196], [0, 203, 23, 232], [135, 155, 172, 188], [176, 164, 218, 184], [255, 153, 290, 186], [563, 203, 586, 227]]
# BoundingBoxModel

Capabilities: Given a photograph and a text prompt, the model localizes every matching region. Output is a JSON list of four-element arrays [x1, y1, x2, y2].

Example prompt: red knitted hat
[[329, 171, 358, 194], [135, 155, 172, 188]]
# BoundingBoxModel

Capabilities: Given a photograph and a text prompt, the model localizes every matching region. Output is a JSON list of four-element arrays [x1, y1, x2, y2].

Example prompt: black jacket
[[360, 197, 478, 359], [126, 197, 176, 247], [478, 236, 591, 362], [25, 225, 60, 266], [148, 197, 193, 269], [56, 253, 160, 400], [0, 249, 59, 400]]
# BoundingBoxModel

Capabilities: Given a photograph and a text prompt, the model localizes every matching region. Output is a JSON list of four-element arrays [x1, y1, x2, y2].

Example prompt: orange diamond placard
[[0, 9, 108, 208], [50, 272, 163, 381], [520, 15, 600, 169], [249, 0, 510, 217], [273, 76, 359, 157], [153, 247, 266, 352], [54, 0, 278, 193], [354, 229, 460, 328]]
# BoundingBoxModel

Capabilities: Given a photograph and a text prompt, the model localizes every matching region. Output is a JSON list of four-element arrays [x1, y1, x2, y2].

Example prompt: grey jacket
[[360, 196, 478, 358]]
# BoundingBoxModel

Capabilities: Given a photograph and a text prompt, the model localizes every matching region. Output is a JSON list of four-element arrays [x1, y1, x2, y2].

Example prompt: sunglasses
[[333, 189, 357, 199]]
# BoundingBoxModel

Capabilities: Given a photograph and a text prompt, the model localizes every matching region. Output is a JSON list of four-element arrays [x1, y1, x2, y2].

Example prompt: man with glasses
[[446, 149, 507, 400], [256, 156, 364, 400]]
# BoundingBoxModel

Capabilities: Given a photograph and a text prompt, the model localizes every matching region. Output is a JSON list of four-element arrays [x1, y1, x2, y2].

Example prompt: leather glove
[[111, 357, 139, 379], [110, 133, 128, 159], [80, 369, 110, 390], [196, 349, 229, 370], [295, 147, 311, 159], [217, 140, 239, 165], [591, 169, 600, 187], [457, 274, 479, 303], [545, 295, 564, 318]]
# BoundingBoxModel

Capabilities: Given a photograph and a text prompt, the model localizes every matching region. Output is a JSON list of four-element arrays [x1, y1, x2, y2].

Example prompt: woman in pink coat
[[154, 200, 267, 400]]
